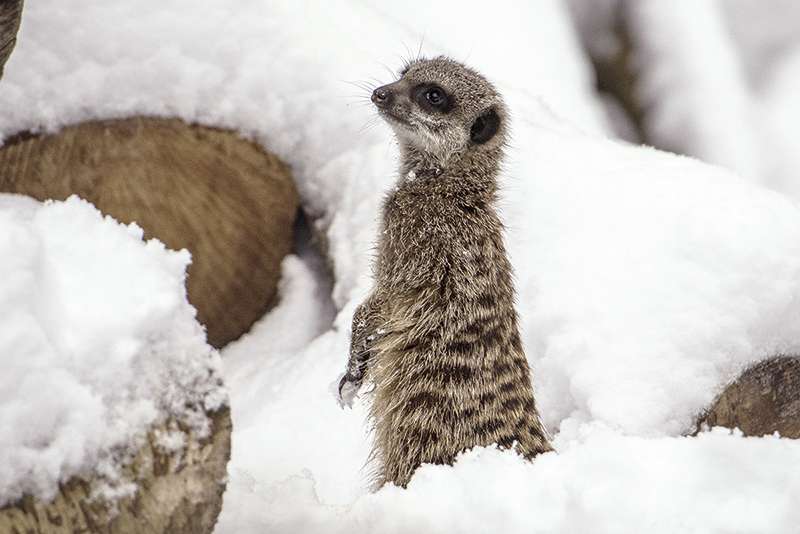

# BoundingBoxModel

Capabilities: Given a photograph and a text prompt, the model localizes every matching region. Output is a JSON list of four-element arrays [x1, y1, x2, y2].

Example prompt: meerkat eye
[[413, 84, 451, 112], [426, 89, 444, 105]]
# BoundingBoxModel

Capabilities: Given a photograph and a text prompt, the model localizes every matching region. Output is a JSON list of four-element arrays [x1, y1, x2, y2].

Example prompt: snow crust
[[0, 1, 799, 532], [0, 195, 224, 506]]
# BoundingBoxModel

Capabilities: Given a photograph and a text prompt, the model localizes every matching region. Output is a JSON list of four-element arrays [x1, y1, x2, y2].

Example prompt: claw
[[336, 373, 360, 409]]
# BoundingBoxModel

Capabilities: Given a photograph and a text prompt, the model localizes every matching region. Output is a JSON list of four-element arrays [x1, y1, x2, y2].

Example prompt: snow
[[624, 0, 760, 180], [758, 48, 800, 202], [569, 0, 800, 205], [721, 0, 800, 86], [0, 0, 799, 532], [0, 195, 224, 506], [343, 427, 800, 534], [507, 110, 800, 435]]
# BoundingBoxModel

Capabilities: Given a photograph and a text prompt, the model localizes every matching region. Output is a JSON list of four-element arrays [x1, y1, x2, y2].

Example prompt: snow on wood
[[0, 117, 298, 348]]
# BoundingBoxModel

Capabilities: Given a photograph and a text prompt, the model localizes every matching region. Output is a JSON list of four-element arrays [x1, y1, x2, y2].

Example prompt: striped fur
[[340, 57, 552, 488]]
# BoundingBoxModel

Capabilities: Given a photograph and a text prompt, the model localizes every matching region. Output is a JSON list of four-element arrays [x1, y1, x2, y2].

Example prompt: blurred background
[[566, 0, 800, 199]]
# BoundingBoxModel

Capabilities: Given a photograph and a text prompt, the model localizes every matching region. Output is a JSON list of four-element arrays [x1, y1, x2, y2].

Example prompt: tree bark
[[696, 356, 800, 438], [0, 408, 232, 533]]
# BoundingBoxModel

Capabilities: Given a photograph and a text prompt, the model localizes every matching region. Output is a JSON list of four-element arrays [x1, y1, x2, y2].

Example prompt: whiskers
[[357, 115, 382, 137], [338, 41, 426, 143], [338, 78, 382, 137], [341, 79, 376, 105], [397, 35, 426, 74]]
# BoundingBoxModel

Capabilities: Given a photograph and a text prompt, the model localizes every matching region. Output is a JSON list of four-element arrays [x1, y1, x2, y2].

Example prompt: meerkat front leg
[[338, 295, 383, 405]]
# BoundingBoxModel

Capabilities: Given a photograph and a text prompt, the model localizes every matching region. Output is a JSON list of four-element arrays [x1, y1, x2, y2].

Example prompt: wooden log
[[696, 356, 800, 438], [0, 408, 232, 533], [0, 117, 299, 348]]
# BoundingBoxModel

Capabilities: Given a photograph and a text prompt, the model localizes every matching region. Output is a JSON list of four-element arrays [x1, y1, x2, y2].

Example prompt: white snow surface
[[0, 195, 224, 506], [1, 1, 799, 532]]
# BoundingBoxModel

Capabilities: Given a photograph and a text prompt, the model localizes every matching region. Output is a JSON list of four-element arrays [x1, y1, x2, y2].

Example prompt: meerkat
[[338, 56, 552, 488]]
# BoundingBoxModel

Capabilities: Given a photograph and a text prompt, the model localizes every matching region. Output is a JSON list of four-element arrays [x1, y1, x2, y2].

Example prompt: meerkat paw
[[334, 372, 361, 408]]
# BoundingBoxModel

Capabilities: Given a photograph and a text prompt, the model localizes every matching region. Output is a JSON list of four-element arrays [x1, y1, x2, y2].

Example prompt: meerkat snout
[[371, 86, 392, 106]]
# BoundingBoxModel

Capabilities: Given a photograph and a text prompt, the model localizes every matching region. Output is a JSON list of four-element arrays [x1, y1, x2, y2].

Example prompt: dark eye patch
[[412, 84, 453, 113]]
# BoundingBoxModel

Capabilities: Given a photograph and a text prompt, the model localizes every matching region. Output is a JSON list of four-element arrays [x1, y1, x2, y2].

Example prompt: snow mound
[[506, 108, 800, 435], [343, 426, 800, 534], [0, 194, 224, 506]]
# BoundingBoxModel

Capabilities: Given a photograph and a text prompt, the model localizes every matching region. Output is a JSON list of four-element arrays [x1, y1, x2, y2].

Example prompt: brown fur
[[339, 57, 552, 488]]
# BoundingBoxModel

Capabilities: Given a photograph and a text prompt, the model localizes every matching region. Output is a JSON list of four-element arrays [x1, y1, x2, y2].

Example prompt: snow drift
[[0, 195, 224, 506]]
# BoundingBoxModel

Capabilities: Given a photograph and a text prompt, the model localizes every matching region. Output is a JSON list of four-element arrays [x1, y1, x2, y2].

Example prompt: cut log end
[[0, 408, 232, 534], [696, 356, 800, 438], [0, 117, 299, 348]]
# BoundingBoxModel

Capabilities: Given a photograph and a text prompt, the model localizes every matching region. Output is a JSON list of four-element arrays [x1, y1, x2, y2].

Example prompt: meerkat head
[[371, 56, 507, 163]]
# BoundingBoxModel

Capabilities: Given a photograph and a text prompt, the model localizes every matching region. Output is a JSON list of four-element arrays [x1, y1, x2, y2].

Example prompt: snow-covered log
[[0, 409, 231, 534], [0, 195, 230, 533], [697, 356, 800, 438], [0, 117, 298, 348]]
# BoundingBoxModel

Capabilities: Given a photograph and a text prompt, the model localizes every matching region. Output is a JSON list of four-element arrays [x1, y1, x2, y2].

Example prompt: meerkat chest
[[378, 189, 503, 290], [381, 190, 456, 248]]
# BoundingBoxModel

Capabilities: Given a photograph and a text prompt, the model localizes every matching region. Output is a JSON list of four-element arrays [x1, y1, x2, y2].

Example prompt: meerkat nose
[[371, 86, 392, 107]]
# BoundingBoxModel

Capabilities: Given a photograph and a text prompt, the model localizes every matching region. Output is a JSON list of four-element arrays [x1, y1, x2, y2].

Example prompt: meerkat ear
[[470, 108, 501, 145]]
